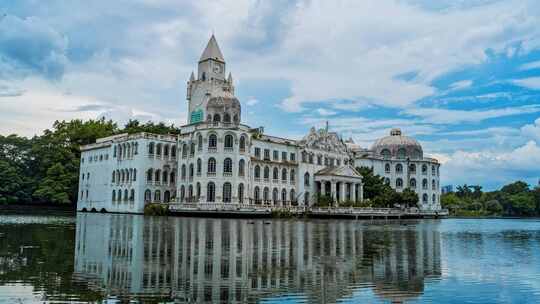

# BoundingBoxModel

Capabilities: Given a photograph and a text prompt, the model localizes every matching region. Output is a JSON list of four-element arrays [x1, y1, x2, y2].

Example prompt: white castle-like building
[[77, 35, 441, 214]]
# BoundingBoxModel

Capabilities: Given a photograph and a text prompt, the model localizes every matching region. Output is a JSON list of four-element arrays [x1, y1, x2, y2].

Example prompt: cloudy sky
[[1, 0, 539, 190]]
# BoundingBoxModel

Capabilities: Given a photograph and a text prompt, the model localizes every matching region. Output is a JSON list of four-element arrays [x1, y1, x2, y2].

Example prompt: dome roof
[[371, 129, 423, 159]]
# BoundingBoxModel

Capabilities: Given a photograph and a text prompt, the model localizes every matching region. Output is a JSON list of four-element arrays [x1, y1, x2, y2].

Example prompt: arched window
[[207, 158, 216, 174], [263, 187, 270, 203], [273, 188, 279, 204], [396, 164, 403, 174], [381, 149, 391, 158], [422, 178, 428, 189], [116, 171, 120, 184], [112, 172, 115, 183], [238, 159, 245, 176], [317, 155, 322, 165], [224, 113, 231, 123], [180, 186, 185, 202], [223, 158, 233, 174], [223, 182, 232, 202], [124, 189, 128, 201], [410, 178, 417, 188], [281, 189, 287, 204], [290, 189, 296, 204], [304, 172, 310, 186], [213, 114, 221, 122], [182, 144, 188, 158], [263, 166, 270, 180], [409, 164, 416, 173], [154, 190, 161, 202], [254, 165, 261, 179], [147, 169, 153, 182], [196, 183, 201, 199], [238, 183, 244, 203], [118, 189, 122, 201], [155, 169, 161, 182], [181, 165, 186, 179], [239, 136, 246, 152], [273, 167, 279, 180], [385, 163, 391, 173], [164, 145, 169, 157], [422, 193, 428, 204], [149, 142, 155, 155], [281, 168, 287, 181], [432, 179, 436, 190], [144, 189, 151, 202], [191, 159, 199, 177], [396, 178, 403, 188], [163, 170, 168, 183], [432, 194, 436, 204], [208, 134, 217, 149], [224, 134, 233, 149], [198, 134, 203, 151], [133, 169, 137, 181], [156, 144, 162, 156], [164, 190, 171, 203], [422, 164, 428, 175], [397, 148, 406, 159], [254, 186, 261, 204], [121, 170, 125, 183], [170, 171, 175, 183], [171, 146, 176, 158], [384, 178, 390, 185], [290, 169, 295, 183], [190, 142, 195, 157], [233, 114, 239, 123], [189, 164, 194, 178], [130, 189, 135, 201], [188, 185, 193, 200], [304, 192, 310, 205], [112, 190, 116, 202], [207, 182, 215, 202]]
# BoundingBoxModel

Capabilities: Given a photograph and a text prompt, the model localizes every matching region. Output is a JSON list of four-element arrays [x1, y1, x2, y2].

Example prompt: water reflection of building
[[74, 214, 441, 303]]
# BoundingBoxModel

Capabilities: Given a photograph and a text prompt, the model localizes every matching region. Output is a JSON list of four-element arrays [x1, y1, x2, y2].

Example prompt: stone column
[[331, 181, 337, 206], [340, 182, 346, 203], [359, 184, 364, 202], [352, 183, 357, 203]]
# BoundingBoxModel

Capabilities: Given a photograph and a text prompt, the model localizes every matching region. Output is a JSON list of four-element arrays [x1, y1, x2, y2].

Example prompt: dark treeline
[[442, 182, 540, 217], [0, 119, 180, 205]]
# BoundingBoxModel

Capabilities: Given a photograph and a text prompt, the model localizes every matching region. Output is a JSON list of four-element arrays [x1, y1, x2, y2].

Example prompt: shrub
[[144, 203, 169, 216]]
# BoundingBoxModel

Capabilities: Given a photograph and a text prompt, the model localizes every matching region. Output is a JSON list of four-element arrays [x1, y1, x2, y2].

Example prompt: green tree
[[0, 160, 25, 204], [509, 192, 536, 216], [501, 181, 530, 195], [356, 166, 392, 200], [441, 193, 462, 212], [33, 163, 72, 204], [485, 200, 503, 214], [400, 188, 419, 208]]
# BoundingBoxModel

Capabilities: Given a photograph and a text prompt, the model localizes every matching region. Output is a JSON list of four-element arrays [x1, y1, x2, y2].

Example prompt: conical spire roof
[[199, 35, 225, 62]]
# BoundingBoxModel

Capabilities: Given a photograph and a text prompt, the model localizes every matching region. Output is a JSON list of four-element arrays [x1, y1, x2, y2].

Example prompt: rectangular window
[[282, 151, 287, 161], [273, 150, 278, 160], [290, 153, 295, 162], [264, 149, 270, 161], [255, 147, 261, 158]]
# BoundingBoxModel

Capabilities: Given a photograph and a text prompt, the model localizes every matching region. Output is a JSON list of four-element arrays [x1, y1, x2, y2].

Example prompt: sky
[[0, 0, 539, 190]]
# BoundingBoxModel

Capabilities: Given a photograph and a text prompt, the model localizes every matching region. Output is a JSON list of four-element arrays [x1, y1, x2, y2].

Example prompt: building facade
[[77, 35, 441, 213]]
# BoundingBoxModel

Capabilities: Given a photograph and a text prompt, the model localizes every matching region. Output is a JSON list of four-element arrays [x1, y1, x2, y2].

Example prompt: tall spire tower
[[186, 35, 237, 124]]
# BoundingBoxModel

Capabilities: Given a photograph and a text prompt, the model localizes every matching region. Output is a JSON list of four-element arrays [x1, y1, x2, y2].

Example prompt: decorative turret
[[197, 34, 226, 81]]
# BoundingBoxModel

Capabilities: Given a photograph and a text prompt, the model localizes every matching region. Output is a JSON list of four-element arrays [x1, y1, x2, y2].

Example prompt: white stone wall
[[354, 157, 441, 210]]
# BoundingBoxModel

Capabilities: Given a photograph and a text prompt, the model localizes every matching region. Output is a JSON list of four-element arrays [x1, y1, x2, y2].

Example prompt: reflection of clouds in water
[[73, 214, 442, 303]]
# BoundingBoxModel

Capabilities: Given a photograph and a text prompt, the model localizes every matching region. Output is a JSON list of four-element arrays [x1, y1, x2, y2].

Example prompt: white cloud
[[441, 141, 540, 189], [512, 77, 540, 90], [519, 60, 540, 71], [449, 80, 473, 90], [402, 105, 540, 124], [245, 97, 259, 106], [521, 117, 540, 141], [315, 108, 336, 116]]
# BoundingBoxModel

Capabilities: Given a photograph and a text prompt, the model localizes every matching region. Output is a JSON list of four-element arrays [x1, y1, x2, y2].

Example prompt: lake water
[[0, 214, 539, 303]]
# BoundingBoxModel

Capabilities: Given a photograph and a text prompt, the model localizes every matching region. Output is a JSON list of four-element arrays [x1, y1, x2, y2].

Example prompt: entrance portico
[[314, 166, 363, 207]]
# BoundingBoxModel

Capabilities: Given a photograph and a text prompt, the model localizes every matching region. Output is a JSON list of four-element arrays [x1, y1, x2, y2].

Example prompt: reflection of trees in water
[[73, 214, 442, 303], [0, 222, 102, 302]]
